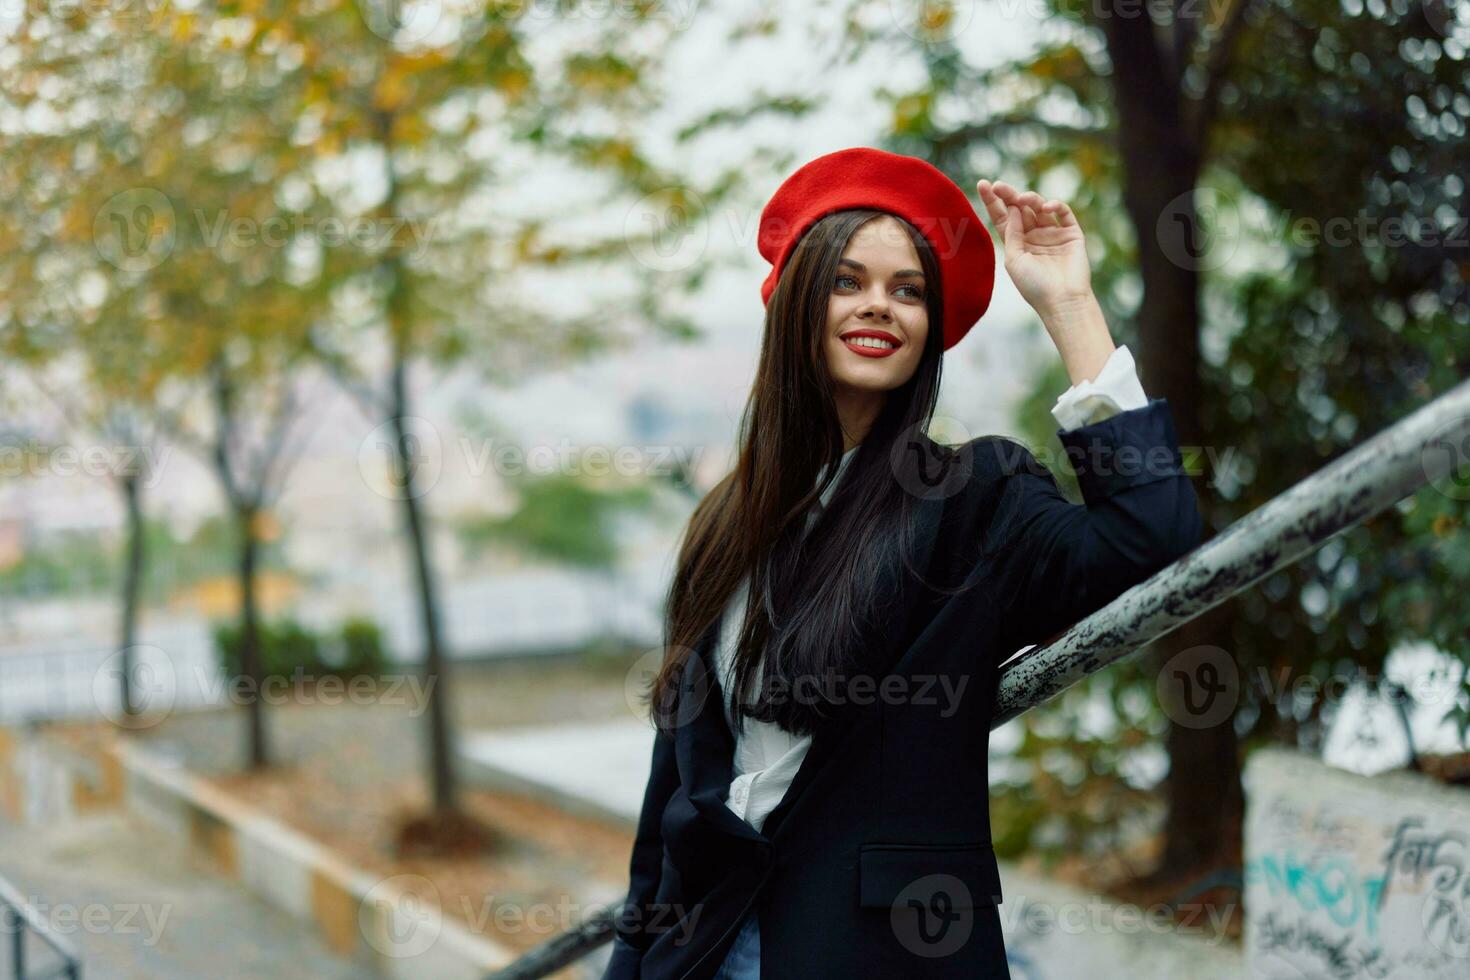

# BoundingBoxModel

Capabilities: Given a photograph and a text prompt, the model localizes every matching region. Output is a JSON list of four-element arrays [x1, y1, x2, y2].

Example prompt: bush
[[269, 619, 323, 676], [213, 616, 391, 682], [332, 617, 390, 677]]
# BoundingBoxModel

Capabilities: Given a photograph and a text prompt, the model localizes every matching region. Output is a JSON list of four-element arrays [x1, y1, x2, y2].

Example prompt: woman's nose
[[858, 295, 892, 321]]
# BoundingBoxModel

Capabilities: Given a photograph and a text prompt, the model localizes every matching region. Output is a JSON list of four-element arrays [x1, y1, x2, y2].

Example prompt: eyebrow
[[837, 257, 924, 280]]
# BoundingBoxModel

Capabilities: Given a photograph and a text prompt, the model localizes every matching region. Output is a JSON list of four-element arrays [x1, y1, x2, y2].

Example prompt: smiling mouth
[[839, 329, 903, 358]]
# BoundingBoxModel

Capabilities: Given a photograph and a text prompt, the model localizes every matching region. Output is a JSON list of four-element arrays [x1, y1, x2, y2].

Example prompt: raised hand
[[976, 178, 1092, 319], [976, 179, 1115, 386]]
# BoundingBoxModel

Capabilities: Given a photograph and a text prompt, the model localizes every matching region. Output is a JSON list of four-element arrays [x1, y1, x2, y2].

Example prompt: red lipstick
[[838, 328, 903, 358]]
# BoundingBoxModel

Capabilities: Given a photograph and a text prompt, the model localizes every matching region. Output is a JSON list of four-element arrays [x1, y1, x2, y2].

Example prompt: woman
[[603, 147, 1202, 980]]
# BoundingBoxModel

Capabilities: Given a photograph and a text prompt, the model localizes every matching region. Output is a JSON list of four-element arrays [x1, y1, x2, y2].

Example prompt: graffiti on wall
[[1245, 748, 1470, 979]]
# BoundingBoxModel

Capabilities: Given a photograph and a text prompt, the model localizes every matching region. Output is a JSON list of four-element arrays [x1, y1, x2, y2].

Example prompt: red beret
[[758, 146, 995, 351]]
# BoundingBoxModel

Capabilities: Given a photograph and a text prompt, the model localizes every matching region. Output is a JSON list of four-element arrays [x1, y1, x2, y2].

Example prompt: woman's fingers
[[981, 179, 1081, 241], [1004, 200, 1026, 253], [1014, 189, 1048, 213], [1040, 199, 1076, 227], [988, 181, 1040, 212], [983, 180, 1044, 232], [976, 179, 1009, 229], [1014, 191, 1057, 231], [982, 179, 1078, 230]]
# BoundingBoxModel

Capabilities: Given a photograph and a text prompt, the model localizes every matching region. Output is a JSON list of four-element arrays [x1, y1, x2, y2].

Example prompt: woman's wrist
[[1036, 289, 1103, 331], [1036, 291, 1116, 386]]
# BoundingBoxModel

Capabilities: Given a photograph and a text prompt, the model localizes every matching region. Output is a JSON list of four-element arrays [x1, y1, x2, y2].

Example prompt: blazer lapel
[[672, 617, 769, 845]]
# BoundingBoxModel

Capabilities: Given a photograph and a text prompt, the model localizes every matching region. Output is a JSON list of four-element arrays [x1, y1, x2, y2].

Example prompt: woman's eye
[[835, 274, 922, 298]]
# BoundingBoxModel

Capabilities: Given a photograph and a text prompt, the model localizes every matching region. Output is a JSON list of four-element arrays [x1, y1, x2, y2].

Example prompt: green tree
[[1, 2, 335, 761], [143, 0, 767, 844], [0, 110, 188, 721], [460, 474, 655, 570]]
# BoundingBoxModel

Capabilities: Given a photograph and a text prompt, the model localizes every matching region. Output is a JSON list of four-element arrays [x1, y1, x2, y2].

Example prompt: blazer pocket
[[858, 841, 1004, 908]]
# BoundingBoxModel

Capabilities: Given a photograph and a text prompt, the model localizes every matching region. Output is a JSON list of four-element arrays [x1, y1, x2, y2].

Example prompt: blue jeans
[[712, 908, 760, 979]]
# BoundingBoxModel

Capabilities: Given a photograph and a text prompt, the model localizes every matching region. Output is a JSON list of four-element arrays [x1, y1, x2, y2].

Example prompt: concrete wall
[[1244, 746, 1470, 978]]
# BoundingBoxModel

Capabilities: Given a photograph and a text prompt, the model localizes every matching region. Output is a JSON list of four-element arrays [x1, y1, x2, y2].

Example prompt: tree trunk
[[373, 100, 458, 817], [236, 504, 269, 769], [1102, 7, 1244, 877], [118, 473, 145, 721], [389, 355, 458, 814], [1153, 605, 1246, 873]]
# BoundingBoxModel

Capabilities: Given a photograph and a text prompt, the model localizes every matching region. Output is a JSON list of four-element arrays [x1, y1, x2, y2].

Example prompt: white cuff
[[1050, 344, 1149, 431]]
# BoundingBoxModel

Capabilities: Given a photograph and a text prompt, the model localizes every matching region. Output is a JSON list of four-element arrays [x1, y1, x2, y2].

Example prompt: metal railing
[[994, 374, 1470, 722], [484, 375, 1470, 978], [0, 875, 82, 980]]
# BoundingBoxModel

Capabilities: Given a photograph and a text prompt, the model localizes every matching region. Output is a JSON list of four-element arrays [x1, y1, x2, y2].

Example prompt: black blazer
[[604, 398, 1203, 980]]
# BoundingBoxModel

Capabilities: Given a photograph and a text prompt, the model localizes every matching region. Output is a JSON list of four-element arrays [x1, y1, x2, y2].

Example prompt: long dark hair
[[644, 208, 954, 738]]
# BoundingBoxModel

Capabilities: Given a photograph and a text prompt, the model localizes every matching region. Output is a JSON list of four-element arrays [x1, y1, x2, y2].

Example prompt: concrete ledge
[[0, 724, 124, 826], [458, 718, 654, 833], [0, 726, 21, 822], [0, 725, 516, 979], [111, 739, 516, 979], [995, 863, 1244, 979]]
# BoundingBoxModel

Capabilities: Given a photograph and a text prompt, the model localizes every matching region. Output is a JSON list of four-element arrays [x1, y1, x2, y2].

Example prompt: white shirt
[[714, 343, 1150, 832]]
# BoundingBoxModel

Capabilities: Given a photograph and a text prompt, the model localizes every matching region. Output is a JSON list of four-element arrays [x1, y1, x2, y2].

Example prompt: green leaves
[[458, 473, 656, 570]]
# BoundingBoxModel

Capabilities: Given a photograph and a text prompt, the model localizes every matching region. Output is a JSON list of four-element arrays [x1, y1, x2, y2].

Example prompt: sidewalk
[[0, 811, 363, 980]]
